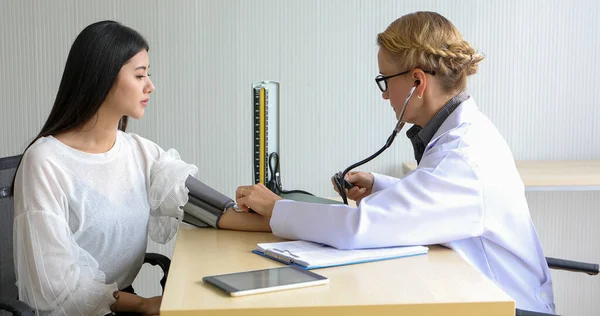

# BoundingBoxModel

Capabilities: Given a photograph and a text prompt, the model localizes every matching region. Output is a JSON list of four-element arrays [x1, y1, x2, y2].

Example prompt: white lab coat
[[270, 97, 555, 313]]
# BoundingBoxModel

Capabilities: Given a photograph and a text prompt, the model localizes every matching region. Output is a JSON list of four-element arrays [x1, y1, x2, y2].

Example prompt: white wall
[[1, 0, 599, 314]]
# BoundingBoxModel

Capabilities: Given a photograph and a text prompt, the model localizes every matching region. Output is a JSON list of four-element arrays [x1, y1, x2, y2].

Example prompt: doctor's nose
[[382, 90, 389, 100]]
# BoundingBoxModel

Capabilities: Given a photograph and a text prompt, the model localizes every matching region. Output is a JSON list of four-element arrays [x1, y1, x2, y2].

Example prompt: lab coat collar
[[424, 97, 479, 153]]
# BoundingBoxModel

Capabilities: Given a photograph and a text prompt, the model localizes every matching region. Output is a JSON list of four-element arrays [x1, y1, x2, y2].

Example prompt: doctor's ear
[[412, 70, 427, 98]]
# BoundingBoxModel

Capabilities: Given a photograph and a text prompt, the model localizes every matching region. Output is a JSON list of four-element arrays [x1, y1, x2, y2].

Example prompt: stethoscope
[[332, 80, 420, 205]]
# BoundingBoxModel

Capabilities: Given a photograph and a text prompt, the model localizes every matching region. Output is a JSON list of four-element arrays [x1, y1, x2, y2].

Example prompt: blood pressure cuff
[[183, 176, 236, 228]]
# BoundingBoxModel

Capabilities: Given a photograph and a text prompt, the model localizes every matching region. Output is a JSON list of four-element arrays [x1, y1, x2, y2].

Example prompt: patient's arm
[[218, 210, 272, 232]]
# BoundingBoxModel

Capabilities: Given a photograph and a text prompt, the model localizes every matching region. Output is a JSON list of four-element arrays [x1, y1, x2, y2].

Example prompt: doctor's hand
[[331, 171, 374, 205], [236, 184, 282, 218]]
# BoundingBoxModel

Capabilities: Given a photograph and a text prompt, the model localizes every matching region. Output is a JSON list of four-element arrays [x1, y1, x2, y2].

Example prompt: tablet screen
[[203, 266, 328, 296]]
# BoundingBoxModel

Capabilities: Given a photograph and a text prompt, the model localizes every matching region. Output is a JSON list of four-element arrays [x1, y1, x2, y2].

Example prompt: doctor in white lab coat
[[236, 11, 554, 314]]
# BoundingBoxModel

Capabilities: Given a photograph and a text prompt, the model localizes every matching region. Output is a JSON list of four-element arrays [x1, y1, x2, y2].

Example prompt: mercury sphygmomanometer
[[181, 81, 314, 228], [251, 81, 313, 197]]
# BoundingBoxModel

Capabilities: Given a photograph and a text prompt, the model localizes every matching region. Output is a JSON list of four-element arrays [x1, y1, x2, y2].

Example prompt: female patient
[[236, 11, 554, 314], [11, 21, 269, 316]]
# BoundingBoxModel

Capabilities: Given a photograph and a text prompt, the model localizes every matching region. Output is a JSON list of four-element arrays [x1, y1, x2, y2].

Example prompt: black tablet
[[203, 266, 329, 296]]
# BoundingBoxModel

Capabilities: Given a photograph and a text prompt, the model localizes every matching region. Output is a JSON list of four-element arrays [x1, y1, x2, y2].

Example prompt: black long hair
[[10, 20, 149, 196]]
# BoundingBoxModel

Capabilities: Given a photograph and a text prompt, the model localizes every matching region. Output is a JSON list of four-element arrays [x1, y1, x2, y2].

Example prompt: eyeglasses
[[375, 69, 436, 92]]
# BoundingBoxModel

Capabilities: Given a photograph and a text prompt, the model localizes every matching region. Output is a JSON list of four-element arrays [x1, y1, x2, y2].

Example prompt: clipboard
[[253, 240, 429, 270]]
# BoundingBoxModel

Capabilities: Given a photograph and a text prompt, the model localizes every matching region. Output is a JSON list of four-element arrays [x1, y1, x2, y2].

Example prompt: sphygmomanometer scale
[[252, 81, 279, 185]]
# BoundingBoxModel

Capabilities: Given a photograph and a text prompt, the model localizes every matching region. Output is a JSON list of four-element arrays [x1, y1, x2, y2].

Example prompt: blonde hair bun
[[377, 11, 484, 91]]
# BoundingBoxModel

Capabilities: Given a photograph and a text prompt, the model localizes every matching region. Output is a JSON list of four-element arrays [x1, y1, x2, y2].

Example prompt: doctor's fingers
[[346, 171, 364, 182], [347, 171, 374, 189], [236, 191, 277, 217], [235, 185, 259, 212], [235, 195, 255, 213], [235, 193, 251, 212], [241, 184, 278, 202], [346, 186, 367, 201], [236, 185, 251, 199], [238, 183, 269, 197]]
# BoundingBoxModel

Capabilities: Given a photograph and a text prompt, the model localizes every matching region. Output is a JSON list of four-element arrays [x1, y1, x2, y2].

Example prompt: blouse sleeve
[[146, 148, 198, 244], [13, 153, 117, 316]]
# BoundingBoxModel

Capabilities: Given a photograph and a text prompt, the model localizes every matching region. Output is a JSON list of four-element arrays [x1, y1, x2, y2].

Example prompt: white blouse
[[13, 131, 198, 316]]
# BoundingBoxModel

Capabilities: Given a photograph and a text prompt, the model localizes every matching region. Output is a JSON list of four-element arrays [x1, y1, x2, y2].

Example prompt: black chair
[[516, 257, 598, 315], [0, 155, 171, 315]]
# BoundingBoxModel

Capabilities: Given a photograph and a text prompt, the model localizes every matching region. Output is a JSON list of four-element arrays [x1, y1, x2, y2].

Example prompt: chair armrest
[[516, 308, 556, 316], [0, 297, 35, 316], [546, 257, 599, 275], [143, 252, 171, 293]]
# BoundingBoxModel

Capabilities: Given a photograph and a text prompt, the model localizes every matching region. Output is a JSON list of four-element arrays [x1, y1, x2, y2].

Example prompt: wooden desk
[[161, 227, 514, 316], [402, 160, 600, 191]]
